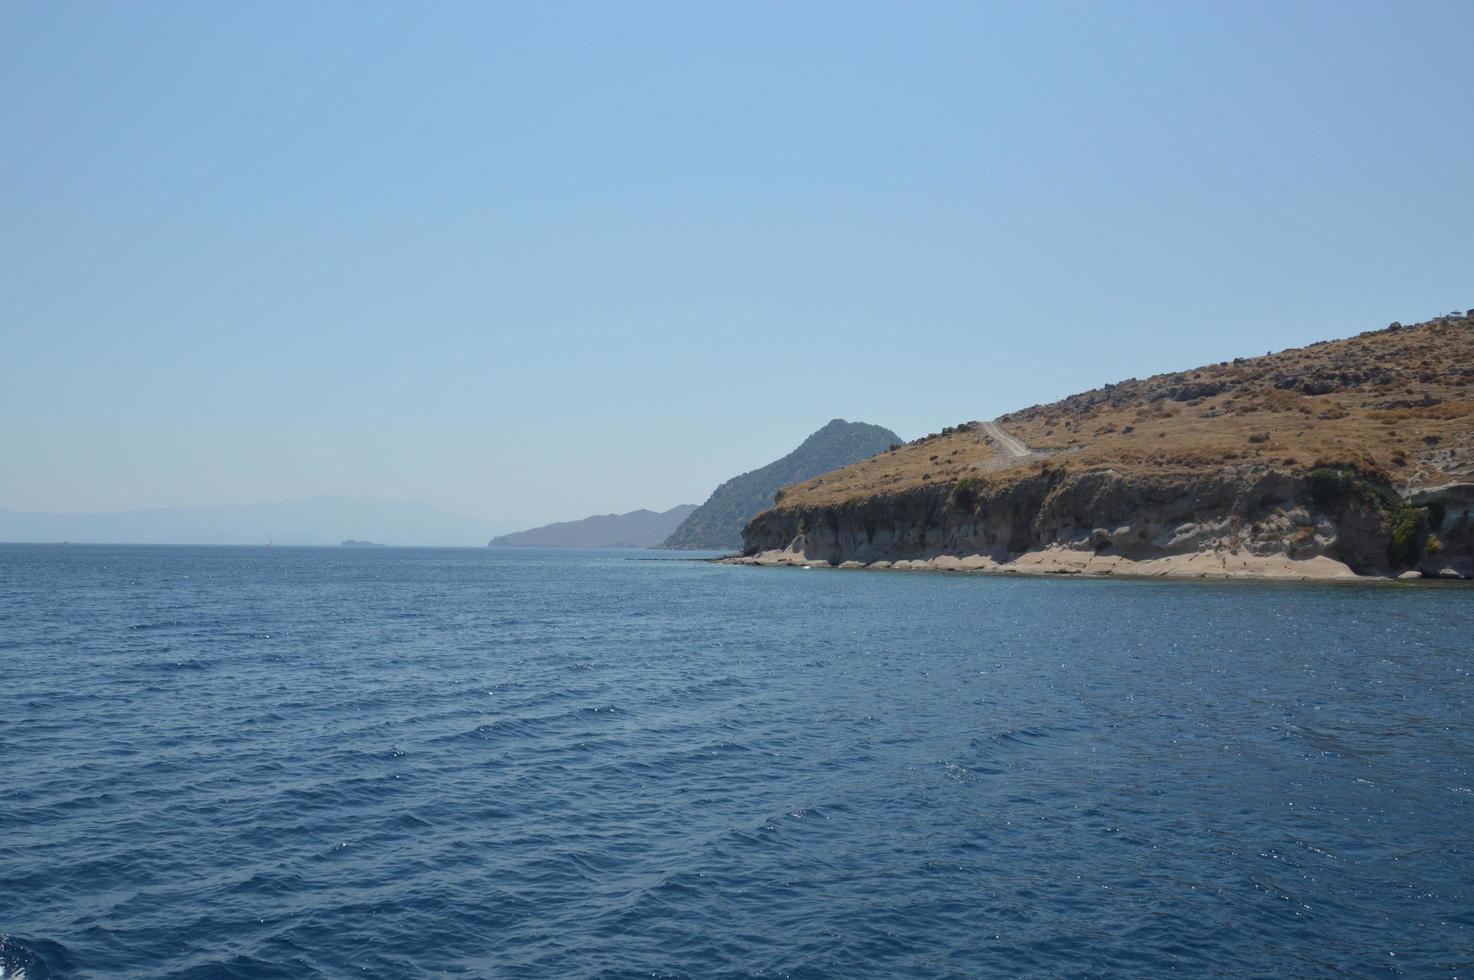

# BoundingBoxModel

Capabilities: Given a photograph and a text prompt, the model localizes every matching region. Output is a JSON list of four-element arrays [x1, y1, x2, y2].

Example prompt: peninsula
[[733, 315, 1474, 581], [489, 505, 697, 549]]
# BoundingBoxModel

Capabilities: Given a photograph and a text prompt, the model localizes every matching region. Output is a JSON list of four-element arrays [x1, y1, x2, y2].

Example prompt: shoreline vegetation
[[732, 315, 1474, 584]]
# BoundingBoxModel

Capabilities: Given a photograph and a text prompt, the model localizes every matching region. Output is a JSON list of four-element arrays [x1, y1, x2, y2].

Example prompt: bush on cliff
[[1308, 465, 1427, 568], [1309, 467, 1359, 507], [951, 477, 981, 511], [1308, 466, 1398, 510], [1386, 505, 1425, 567]]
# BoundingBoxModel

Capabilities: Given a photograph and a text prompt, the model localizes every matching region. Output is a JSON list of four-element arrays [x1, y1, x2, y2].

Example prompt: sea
[[2, 544, 1471, 978]]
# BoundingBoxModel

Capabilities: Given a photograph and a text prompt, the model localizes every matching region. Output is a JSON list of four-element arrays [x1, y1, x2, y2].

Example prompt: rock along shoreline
[[720, 546, 1371, 582]]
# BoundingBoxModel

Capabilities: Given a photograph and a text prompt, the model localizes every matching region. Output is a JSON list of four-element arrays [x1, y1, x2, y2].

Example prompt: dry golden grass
[[778, 315, 1474, 508]]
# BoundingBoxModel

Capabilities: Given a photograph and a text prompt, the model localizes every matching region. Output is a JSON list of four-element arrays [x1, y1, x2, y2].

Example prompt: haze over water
[[3, 545, 1471, 977]]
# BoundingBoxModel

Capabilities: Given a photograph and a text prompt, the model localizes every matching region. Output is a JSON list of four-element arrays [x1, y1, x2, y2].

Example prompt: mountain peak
[[661, 419, 900, 551]]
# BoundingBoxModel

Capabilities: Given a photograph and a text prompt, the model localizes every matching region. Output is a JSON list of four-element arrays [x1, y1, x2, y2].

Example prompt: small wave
[[986, 727, 1049, 745], [667, 674, 745, 704], [140, 657, 213, 672], [127, 620, 191, 631]]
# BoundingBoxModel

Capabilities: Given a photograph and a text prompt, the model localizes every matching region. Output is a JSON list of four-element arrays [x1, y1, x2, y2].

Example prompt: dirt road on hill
[[979, 420, 1030, 458]]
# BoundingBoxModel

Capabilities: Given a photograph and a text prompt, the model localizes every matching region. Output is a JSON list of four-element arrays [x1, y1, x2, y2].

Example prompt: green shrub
[[1308, 467, 1357, 507], [1310, 466, 1428, 567], [1308, 466, 1398, 510], [1386, 506, 1424, 567], [952, 477, 981, 511]]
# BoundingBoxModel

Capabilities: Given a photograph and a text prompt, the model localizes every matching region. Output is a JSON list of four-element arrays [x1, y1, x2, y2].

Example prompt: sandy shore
[[723, 546, 1366, 581]]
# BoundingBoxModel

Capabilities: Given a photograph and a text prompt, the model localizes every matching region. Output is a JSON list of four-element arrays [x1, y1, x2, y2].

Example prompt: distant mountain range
[[488, 504, 697, 548], [0, 422, 902, 551], [0, 496, 499, 547], [662, 419, 901, 551]]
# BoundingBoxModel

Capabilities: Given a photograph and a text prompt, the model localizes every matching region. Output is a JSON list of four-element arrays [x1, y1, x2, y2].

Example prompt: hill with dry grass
[[737, 314, 1474, 580]]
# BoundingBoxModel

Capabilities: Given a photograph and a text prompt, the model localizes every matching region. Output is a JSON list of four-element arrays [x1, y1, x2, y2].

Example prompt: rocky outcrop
[[738, 465, 1473, 580], [1409, 483, 1474, 579]]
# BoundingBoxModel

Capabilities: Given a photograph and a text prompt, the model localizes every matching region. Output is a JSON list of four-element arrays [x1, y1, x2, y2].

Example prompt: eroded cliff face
[[739, 465, 1474, 580]]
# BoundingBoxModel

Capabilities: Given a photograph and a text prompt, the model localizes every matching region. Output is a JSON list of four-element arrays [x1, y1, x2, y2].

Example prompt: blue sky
[[3, 1, 1471, 528]]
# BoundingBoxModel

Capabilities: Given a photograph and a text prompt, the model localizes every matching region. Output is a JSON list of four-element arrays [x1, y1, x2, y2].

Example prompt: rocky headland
[[733, 315, 1474, 581]]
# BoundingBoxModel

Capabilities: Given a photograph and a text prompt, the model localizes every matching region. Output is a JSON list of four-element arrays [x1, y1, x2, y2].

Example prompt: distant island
[[340, 539, 388, 548], [733, 314, 1474, 581], [662, 419, 901, 551], [489, 504, 697, 549]]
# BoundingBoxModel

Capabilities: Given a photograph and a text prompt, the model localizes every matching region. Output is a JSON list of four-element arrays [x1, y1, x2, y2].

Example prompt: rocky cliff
[[737, 315, 1474, 580], [740, 461, 1474, 579]]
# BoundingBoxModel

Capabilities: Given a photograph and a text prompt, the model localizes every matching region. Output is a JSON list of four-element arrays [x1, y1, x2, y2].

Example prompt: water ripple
[[2, 545, 1472, 977]]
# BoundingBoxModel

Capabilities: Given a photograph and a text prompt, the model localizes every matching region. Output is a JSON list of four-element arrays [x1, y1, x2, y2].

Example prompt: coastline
[[723, 546, 1402, 582], [733, 465, 1474, 584]]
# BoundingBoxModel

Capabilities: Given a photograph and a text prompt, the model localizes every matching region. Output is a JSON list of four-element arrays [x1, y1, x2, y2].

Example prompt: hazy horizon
[[5, 2, 1471, 528], [0, 415, 878, 540], [0, 491, 715, 541], [0, 493, 506, 546]]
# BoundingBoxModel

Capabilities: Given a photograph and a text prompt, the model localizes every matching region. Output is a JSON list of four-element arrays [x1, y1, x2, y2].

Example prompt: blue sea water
[[1, 544, 1472, 978]]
